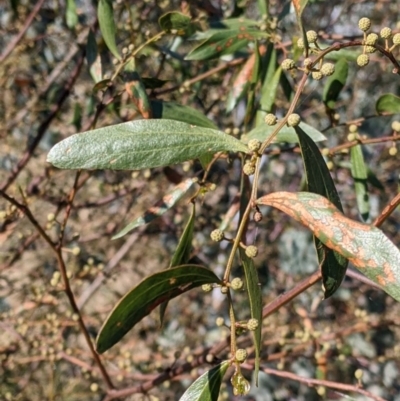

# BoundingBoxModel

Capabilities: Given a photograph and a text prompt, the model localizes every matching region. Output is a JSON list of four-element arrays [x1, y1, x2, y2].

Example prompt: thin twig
[[1, 53, 85, 192], [0, 0, 46, 64]]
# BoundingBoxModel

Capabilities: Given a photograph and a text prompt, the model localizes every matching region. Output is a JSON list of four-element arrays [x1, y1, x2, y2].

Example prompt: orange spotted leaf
[[257, 191, 400, 302]]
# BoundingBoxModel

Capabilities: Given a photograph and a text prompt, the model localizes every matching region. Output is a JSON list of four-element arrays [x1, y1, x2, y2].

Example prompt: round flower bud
[[380, 27, 392, 39], [389, 146, 398, 156], [391, 120, 400, 132], [245, 245, 258, 258], [243, 162, 255, 176], [248, 139, 261, 152], [347, 133, 356, 142], [297, 38, 304, 49], [231, 277, 244, 290], [320, 63, 335, 76], [247, 318, 259, 331], [358, 17, 371, 32], [281, 58, 296, 70], [357, 54, 369, 67], [235, 348, 247, 362], [306, 30, 318, 44], [393, 33, 400, 45], [354, 369, 363, 380], [311, 71, 323, 80], [202, 283, 213, 292], [220, 286, 229, 294], [365, 45, 376, 53], [264, 113, 277, 126], [215, 317, 225, 327], [321, 148, 330, 156], [303, 58, 313, 68], [287, 113, 301, 127], [349, 124, 358, 133], [365, 33, 378, 45], [253, 211, 263, 222], [210, 229, 224, 242]]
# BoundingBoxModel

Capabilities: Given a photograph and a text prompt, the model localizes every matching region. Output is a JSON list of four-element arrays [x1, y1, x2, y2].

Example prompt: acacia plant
[[2, 0, 400, 399]]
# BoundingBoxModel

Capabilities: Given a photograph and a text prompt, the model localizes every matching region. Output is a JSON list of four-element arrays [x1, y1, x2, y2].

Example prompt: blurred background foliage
[[1, 0, 400, 400]]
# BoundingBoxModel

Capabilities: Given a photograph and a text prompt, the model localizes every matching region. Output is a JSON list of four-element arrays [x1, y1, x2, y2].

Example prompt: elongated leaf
[[159, 11, 192, 35], [160, 203, 196, 325], [186, 29, 268, 61], [113, 179, 196, 239], [151, 100, 217, 129], [124, 60, 152, 119], [257, 0, 269, 17], [47, 120, 248, 171], [292, 0, 309, 55], [376, 94, 400, 115], [66, 0, 78, 29], [179, 361, 230, 401], [86, 29, 102, 83], [255, 45, 277, 126], [98, 0, 120, 60], [209, 18, 258, 30], [226, 53, 254, 113], [323, 58, 348, 109], [240, 249, 262, 385], [351, 145, 369, 220], [295, 126, 347, 298], [96, 265, 221, 353], [244, 122, 326, 144], [257, 191, 400, 302]]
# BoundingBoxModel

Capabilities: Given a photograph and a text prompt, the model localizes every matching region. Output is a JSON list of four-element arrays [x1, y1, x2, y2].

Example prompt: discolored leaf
[[159, 11, 192, 34], [240, 249, 262, 384], [113, 179, 197, 239], [292, 0, 309, 16], [226, 53, 255, 113], [257, 191, 400, 302], [96, 265, 221, 353], [47, 120, 248, 171], [160, 203, 196, 325], [151, 100, 217, 129], [244, 122, 326, 144], [351, 144, 369, 220], [124, 60, 152, 119], [86, 29, 102, 83], [376, 94, 400, 115], [295, 126, 348, 298], [186, 29, 268, 61], [323, 58, 348, 109], [98, 0, 120, 60], [179, 361, 230, 401]]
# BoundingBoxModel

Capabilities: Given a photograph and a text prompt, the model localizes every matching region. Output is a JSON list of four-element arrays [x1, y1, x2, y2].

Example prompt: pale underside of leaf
[[47, 119, 248, 171]]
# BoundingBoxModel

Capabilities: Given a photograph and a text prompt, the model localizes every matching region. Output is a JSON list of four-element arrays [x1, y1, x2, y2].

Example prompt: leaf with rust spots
[[257, 191, 400, 302], [113, 178, 197, 239], [96, 265, 221, 353]]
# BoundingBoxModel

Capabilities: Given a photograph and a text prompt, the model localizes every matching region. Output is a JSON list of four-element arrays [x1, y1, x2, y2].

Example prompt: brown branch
[[243, 364, 388, 401], [0, 53, 85, 192], [0, 189, 114, 389], [0, 0, 46, 64]]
